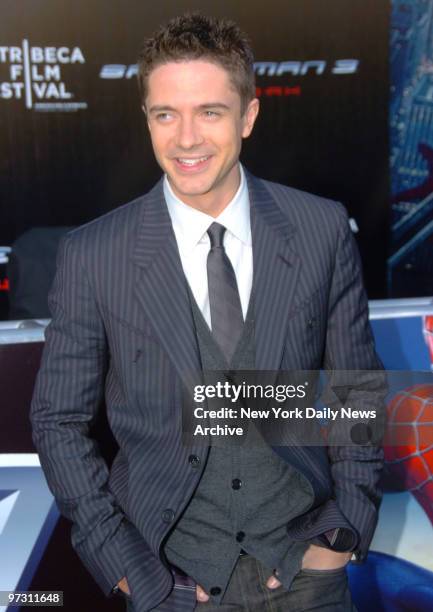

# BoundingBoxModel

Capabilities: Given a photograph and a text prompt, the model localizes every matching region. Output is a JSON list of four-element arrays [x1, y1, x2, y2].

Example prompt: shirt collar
[[163, 163, 251, 254]]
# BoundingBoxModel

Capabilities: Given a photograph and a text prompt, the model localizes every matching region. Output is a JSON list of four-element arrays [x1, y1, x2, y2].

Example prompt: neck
[[169, 163, 241, 217]]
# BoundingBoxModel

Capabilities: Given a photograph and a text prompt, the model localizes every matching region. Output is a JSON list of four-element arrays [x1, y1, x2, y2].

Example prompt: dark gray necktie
[[206, 222, 244, 362]]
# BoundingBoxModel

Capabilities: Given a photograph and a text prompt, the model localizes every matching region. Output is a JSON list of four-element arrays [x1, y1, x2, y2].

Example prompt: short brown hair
[[137, 13, 256, 114]]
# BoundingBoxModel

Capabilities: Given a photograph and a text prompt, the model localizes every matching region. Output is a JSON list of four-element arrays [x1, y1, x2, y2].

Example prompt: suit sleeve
[[30, 233, 126, 595], [322, 204, 388, 563]]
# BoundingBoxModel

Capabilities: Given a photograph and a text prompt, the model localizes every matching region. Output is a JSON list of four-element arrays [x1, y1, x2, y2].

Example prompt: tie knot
[[207, 222, 226, 248]]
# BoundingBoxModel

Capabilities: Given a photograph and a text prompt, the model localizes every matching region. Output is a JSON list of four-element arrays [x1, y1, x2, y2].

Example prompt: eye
[[203, 110, 220, 118], [156, 112, 173, 122]]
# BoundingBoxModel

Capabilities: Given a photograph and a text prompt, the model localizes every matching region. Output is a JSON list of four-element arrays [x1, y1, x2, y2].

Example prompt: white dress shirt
[[163, 163, 253, 330]]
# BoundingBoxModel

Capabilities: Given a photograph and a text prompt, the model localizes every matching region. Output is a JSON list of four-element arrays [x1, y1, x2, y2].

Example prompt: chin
[[176, 187, 212, 200], [170, 176, 215, 198]]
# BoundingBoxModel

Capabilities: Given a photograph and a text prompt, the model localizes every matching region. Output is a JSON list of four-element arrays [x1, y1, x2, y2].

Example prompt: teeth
[[178, 156, 209, 165]]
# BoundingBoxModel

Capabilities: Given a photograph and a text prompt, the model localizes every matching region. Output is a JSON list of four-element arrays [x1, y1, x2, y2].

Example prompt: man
[[30, 13, 386, 612]]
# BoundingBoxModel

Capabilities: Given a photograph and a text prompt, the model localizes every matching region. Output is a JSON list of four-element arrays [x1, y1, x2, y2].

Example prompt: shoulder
[[257, 175, 349, 230], [57, 177, 164, 264], [246, 172, 354, 275], [62, 192, 147, 252], [52, 188, 159, 299]]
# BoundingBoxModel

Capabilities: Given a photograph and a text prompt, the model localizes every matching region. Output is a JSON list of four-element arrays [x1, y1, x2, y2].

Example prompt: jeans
[[125, 553, 357, 611]]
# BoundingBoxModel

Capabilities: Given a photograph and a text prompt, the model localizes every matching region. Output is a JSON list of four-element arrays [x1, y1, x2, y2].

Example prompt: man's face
[[144, 59, 259, 213]]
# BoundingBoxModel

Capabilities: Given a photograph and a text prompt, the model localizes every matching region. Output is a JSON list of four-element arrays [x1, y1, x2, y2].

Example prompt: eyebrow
[[148, 102, 231, 114]]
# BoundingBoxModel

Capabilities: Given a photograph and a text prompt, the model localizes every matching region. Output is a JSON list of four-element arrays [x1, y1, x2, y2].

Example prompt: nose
[[175, 116, 204, 150]]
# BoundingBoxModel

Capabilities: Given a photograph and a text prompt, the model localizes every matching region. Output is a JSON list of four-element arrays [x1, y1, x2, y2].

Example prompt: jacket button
[[307, 317, 316, 328], [188, 454, 201, 468], [210, 587, 221, 596], [236, 531, 245, 542], [232, 478, 242, 490], [161, 509, 175, 523]]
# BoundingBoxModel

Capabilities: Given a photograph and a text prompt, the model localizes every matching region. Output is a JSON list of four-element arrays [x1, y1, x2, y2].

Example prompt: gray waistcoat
[[163, 285, 314, 604]]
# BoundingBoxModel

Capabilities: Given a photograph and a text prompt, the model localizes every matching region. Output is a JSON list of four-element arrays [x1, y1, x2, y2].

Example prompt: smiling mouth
[[174, 155, 212, 170]]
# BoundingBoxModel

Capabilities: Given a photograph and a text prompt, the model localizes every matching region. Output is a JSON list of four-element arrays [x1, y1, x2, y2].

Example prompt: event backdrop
[[390, 0, 433, 297], [0, 0, 389, 322]]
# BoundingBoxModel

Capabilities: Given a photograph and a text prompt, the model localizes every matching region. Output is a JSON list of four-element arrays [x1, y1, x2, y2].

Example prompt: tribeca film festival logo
[[0, 40, 87, 112]]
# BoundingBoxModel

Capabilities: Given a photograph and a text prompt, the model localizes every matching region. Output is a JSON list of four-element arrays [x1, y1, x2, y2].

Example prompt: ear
[[241, 98, 260, 139]]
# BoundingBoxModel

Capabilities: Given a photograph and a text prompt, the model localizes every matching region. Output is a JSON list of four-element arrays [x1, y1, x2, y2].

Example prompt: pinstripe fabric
[[30, 169, 386, 612]]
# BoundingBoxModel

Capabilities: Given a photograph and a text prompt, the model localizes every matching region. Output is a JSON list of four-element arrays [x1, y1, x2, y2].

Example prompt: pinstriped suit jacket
[[30, 168, 386, 612]]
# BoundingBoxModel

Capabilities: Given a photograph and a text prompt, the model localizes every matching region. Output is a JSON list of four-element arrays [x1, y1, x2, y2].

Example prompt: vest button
[[188, 454, 201, 468], [236, 531, 245, 542], [161, 509, 175, 523], [210, 587, 221, 596], [232, 478, 242, 490]]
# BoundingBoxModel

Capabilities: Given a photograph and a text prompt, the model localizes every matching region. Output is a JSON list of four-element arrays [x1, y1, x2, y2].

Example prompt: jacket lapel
[[131, 178, 202, 392], [246, 170, 301, 371], [131, 170, 301, 386]]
